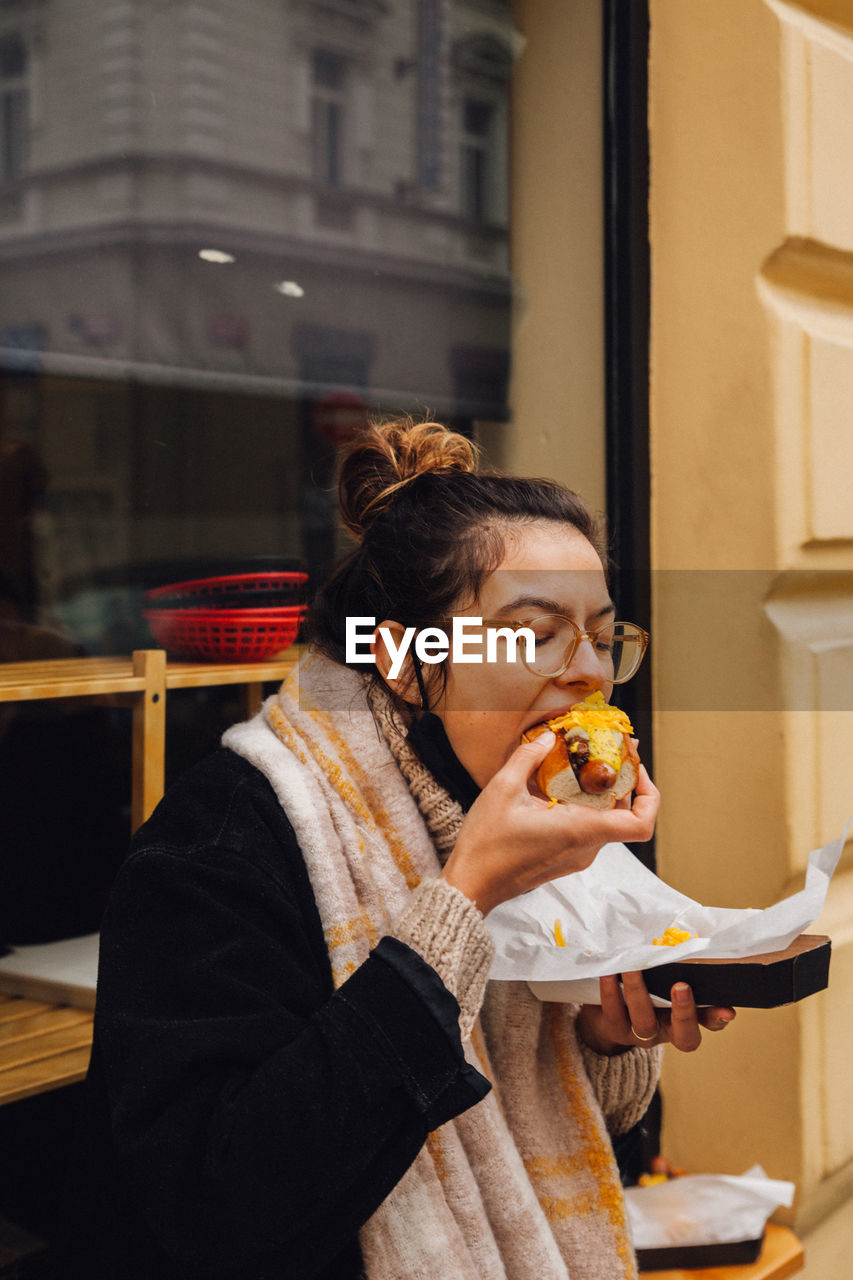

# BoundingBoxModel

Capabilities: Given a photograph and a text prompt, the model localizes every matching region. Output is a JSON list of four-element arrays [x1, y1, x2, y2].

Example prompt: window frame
[[602, 0, 653, 851]]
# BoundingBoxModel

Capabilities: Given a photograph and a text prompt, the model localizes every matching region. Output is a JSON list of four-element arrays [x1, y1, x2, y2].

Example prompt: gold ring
[[630, 1022, 659, 1043]]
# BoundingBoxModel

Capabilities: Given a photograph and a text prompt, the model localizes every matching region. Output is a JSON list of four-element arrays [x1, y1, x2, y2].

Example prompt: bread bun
[[523, 692, 639, 810]]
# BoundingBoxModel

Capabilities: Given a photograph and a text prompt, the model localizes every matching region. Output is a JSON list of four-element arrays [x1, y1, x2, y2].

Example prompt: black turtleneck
[[405, 712, 481, 813]]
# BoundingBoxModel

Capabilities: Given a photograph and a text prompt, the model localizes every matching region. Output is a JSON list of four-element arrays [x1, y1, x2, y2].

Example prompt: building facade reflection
[[0, 0, 513, 640]]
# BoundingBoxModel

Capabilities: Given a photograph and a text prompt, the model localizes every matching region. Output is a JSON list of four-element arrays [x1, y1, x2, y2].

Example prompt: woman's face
[[431, 522, 615, 788]]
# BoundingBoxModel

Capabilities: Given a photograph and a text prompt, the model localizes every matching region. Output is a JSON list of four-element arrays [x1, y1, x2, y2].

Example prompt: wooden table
[[639, 1224, 804, 1280]]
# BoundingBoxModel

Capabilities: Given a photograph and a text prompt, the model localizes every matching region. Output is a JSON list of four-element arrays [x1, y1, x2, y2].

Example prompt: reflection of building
[[0, 0, 513, 616]]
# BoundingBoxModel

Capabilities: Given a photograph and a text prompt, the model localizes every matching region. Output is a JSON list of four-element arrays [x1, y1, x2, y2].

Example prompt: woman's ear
[[372, 620, 420, 705]]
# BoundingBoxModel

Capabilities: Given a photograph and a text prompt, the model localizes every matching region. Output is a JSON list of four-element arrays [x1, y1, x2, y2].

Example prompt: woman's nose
[[553, 636, 609, 693]]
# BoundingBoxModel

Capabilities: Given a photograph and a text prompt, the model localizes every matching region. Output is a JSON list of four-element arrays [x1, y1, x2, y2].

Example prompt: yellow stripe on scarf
[[537, 1189, 599, 1221], [547, 1006, 635, 1273], [290, 689, 421, 891], [425, 1130, 448, 1185], [325, 908, 379, 954], [267, 702, 376, 829]]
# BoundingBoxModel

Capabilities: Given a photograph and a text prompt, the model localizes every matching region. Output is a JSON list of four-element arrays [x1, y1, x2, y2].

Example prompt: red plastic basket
[[145, 571, 308, 609], [143, 606, 306, 661]]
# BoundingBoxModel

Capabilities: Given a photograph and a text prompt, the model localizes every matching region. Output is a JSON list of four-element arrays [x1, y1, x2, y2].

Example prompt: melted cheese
[[545, 690, 633, 737], [652, 925, 695, 947]]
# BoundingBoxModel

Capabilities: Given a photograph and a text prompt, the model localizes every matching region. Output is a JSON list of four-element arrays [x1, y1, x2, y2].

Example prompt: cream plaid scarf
[[223, 651, 639, 1280]]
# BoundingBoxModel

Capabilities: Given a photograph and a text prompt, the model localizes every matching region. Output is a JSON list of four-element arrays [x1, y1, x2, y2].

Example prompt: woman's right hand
[[440, 731, 660, 916]]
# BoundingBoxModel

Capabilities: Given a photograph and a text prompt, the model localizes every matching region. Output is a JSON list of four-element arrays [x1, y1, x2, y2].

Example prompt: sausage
[[577, 759, 618, 794]]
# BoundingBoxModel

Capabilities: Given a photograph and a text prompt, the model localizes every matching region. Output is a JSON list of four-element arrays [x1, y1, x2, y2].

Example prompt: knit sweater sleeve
[[389, 879, 662, 1137], [577, 1034, 663, 1136], [390, 877, 495, 1041]]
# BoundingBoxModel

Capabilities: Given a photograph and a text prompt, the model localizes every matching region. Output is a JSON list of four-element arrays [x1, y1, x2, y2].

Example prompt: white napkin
[[625, 1165, 795, 1250], [486, 820, 849, 1001]]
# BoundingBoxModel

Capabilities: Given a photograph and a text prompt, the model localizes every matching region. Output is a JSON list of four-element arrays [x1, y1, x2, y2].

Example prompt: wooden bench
[[0, 995, 93, 1106]]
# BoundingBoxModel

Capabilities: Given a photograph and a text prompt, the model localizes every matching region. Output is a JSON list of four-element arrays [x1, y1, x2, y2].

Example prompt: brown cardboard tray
[[641, 933, 830, 1008], [635, 1232, 763, 1270]]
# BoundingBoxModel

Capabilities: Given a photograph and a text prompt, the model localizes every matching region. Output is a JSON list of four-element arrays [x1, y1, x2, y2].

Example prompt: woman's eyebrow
[[492, 596, 617, 619]]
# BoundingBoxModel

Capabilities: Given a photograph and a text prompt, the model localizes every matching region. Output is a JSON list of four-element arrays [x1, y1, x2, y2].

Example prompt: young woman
[[63, 419, 734, 1279]]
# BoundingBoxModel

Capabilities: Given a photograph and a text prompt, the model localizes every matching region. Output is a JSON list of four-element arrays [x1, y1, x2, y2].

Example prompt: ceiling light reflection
[[199, 248, 235, 264]]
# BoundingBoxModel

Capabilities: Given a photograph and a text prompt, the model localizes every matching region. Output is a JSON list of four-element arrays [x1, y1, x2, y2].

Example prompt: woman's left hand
[[576, 971, 736, 1055]]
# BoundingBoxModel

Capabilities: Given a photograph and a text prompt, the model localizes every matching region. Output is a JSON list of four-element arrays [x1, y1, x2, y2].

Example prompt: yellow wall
[[509, 3, 853, 1268], [649, 1, 853, 1274], [508, 0, 607, 512]]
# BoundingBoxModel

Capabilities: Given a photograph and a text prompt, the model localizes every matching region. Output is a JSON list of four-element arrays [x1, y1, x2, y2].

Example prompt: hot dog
[[523, 691, 639, 810]]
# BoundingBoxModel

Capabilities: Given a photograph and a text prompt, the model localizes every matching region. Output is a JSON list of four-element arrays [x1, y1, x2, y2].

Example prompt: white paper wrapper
[[486, 819, 849, 1003], [625, 1165, 794, 1250]]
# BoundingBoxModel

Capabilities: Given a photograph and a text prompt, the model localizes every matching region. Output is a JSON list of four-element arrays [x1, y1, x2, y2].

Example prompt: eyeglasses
[[479, 616, 650, 683]]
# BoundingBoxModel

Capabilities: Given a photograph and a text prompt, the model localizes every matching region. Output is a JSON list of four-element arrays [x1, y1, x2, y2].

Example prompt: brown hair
[[307, 415, 607, 705]]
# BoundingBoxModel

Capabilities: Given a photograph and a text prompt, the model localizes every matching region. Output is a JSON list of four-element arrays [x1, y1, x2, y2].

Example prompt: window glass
[[312, 50, 346, 187], [0, 0, 514, 942], [0, 31, 27, 78], [0, 32, 28, 182], [461, 97, 494, 222], [0, 0, 513, 649]]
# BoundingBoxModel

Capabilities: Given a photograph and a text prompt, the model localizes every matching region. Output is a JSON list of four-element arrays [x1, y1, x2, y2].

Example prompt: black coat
[[56, 746, 489, 1279]]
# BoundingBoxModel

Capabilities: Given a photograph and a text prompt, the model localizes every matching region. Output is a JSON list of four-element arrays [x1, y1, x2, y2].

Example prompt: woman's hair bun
[[338, 416, 480, 541]]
